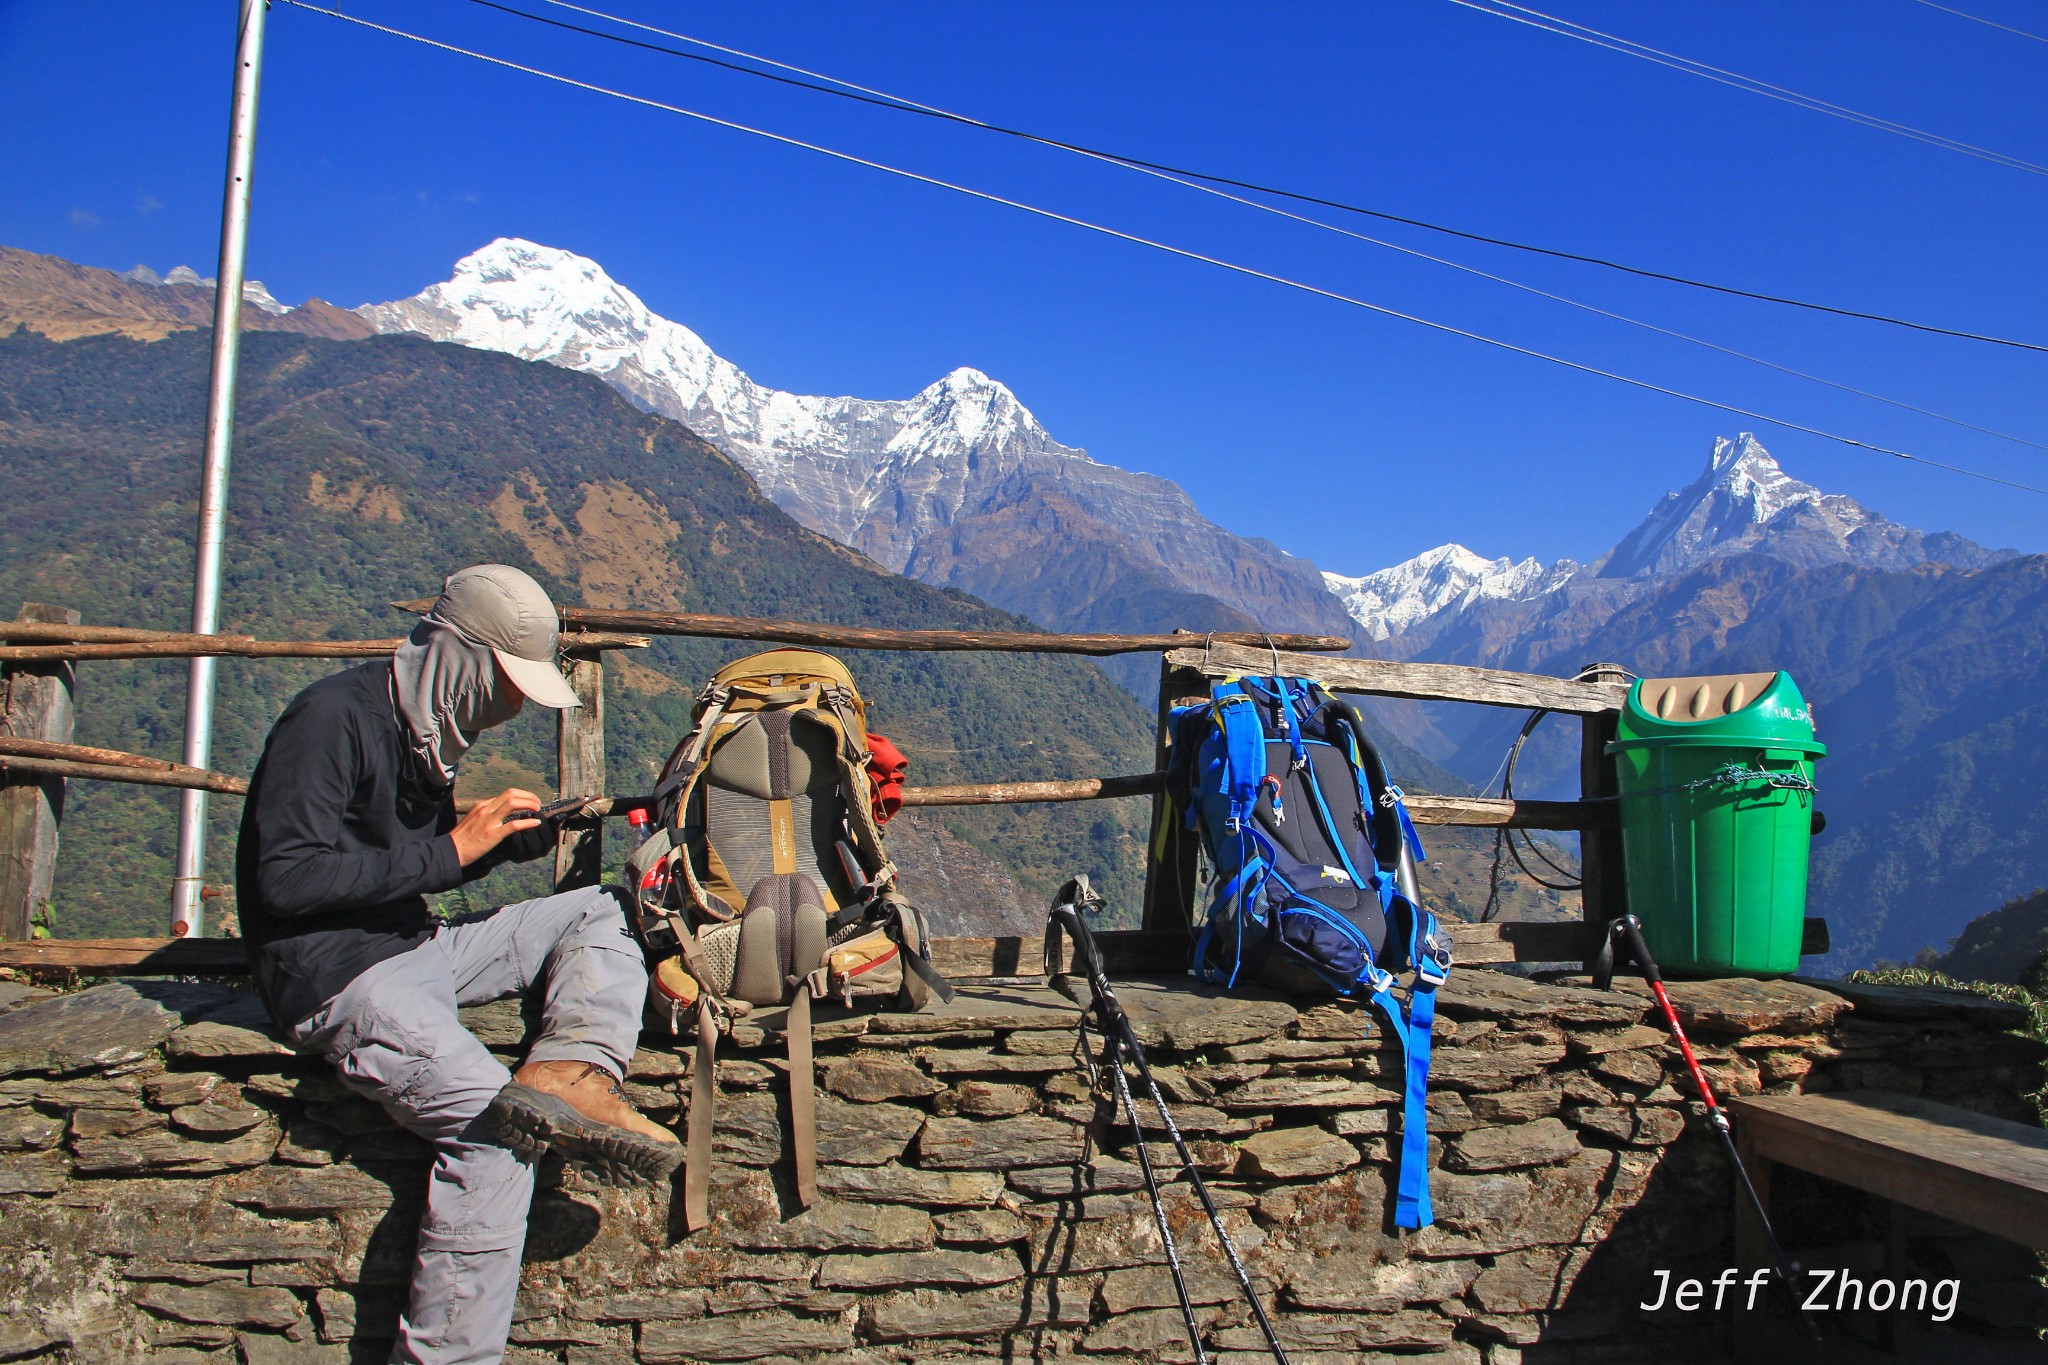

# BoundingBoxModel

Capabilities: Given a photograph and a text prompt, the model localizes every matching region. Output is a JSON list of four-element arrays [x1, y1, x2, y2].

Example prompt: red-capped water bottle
[[627, 808, 670, 897]]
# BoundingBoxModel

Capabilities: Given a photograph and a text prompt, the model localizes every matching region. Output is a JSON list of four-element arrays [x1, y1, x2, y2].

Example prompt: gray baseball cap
[[428, 564, 582, 709]]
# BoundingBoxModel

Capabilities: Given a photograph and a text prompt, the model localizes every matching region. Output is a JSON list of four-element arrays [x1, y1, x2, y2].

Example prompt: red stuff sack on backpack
[[866, 732, 908, 825]]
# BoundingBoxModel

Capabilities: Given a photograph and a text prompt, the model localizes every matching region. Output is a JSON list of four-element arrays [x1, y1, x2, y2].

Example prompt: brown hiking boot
[[483, 1060, 682, 1187]]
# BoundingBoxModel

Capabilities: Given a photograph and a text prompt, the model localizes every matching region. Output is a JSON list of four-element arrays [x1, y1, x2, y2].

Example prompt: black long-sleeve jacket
[[236, 661, 543, 1028]]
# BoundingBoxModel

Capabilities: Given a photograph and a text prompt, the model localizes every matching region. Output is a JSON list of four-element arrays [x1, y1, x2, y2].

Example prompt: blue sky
[[4, 0, 2043, 575]]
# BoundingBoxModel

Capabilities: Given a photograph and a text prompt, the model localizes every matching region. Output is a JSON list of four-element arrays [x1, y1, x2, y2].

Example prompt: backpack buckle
[[1378, 785, 1406, 809], [1416, 932, 1453, 988]]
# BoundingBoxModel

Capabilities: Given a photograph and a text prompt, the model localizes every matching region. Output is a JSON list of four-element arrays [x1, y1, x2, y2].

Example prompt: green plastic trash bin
[[1605, 671, 1825, 977]]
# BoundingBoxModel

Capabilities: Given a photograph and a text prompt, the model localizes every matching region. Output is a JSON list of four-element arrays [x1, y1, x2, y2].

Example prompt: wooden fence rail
[[1165, 642, 1629, 715], [0, 740, 1611, 835], [0, 631, 650, 664], [392, 599, 1352, 658]]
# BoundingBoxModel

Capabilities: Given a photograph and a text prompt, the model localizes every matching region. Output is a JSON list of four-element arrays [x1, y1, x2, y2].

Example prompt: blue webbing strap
[[1365, 901, 1450, 1231], [1381, 783, 1429, 864], [1362, 980, 1423, 1229], [1195, 851, 1268, 988], [1272, 676, 1309, 770], [1396, 978, 1439, 1229], [1212, 685, 1266, 835]]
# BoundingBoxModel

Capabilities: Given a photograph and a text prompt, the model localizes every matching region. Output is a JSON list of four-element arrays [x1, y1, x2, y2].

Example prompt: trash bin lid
[[1618, 670, 1819, 745], [1635, 672, 1778, 721]]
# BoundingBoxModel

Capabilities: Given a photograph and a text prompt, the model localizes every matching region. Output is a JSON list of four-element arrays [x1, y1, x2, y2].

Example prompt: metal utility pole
[[171, 0, 268, 939]]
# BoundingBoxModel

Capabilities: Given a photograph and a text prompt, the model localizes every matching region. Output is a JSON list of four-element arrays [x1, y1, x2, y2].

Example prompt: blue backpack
[[1166, 674, 1453, 1229]]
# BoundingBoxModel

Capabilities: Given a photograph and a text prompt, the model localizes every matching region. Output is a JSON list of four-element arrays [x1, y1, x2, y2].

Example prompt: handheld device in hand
[[501, 796, 594, 827]]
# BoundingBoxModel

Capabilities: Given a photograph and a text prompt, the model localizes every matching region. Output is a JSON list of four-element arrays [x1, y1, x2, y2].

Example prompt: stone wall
[[0, 967, 2039, 1364]]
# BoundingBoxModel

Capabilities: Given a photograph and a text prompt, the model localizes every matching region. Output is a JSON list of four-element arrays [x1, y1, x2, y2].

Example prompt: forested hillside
[[0, 326, 1161, 936], [1936, 890, 2048, 986]]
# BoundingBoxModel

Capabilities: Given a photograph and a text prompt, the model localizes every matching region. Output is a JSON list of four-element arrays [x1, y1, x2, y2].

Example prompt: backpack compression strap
[[683, 995, 719, 1232], [1364, 905, 1453, 1229], [787, 978, 819, 1209]]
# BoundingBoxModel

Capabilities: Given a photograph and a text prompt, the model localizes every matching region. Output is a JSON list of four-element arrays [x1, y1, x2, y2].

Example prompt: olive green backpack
[[625, 648, 949, 1229]]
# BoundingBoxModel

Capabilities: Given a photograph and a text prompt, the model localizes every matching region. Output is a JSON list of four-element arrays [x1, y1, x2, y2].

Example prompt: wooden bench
[[1726, 1090, 2048, 1348], [1728, 1089, 2048, 1253]]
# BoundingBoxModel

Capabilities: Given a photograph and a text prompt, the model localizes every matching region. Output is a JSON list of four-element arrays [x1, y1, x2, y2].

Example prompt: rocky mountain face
[[1594, 433, 2013, 578], [0, 245, 371, 343], [356, 240, 1357, 648]]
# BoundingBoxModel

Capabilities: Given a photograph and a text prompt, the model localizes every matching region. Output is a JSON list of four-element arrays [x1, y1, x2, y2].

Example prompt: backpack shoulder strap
[[1210, 680, 1268, 835]]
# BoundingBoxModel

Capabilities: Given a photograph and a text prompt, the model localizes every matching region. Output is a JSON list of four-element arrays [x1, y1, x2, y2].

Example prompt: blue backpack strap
[[1210, 682, 1267, 835], [1270, 676, 1310, 771], [1380, 782, 1429, 865], [1193, 849, 1269, 989], [1367, 905, 1453, 1231]]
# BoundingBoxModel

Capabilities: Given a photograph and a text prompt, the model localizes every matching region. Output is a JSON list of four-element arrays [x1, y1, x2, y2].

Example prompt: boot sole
[[483, 1082, 683, 1188]]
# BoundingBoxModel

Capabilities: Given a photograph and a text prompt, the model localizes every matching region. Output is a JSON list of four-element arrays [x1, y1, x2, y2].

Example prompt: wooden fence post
[[1140, 656, 1210, 941], [553, 652, 606, 892], [0, 604, 81, 939], [1577, 660, 1630, 959]]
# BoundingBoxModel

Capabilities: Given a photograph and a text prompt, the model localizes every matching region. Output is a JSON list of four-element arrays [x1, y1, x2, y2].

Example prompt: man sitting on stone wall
[[237, 563, 679, 1365]]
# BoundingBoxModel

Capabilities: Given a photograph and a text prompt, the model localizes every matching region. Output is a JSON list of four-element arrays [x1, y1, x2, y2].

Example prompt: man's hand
[[452, 787, 543, 867]]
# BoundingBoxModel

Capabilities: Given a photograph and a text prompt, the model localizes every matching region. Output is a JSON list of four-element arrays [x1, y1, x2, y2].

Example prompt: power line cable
[[461, 0, 2048, 453], [279, 1, 2048, 497], [1440, 0, 2048, 177], [464, 0, 2048, 354], [1910, 0, 2048, 45]]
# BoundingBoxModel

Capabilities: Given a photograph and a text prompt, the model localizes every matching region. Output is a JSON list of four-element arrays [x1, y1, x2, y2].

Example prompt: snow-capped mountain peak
[[890, 366, 1061, 463], [355, 240, 1101, 563], [1594, 432, 1992, 578], [360, 237, 721, 382], [1706, 432, 1819, 525], [1325, 543, 1571, 641]]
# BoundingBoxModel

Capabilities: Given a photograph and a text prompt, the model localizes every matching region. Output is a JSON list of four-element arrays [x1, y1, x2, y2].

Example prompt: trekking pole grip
[[1618, 915, 1662, 985]]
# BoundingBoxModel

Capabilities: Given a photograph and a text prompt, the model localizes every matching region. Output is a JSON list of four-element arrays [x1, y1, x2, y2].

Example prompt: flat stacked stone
[[0, 964, 2037, 1362]]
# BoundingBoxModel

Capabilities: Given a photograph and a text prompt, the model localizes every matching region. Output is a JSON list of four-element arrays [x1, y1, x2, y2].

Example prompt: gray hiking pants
[[288, 884, 648, 1365]]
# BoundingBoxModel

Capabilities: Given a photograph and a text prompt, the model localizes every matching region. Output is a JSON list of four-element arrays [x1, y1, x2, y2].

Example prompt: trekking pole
[[1595, 915, 1822, 1342], [1049, 878, 1292, 1365], [1088, 1007, 1206, 1362]]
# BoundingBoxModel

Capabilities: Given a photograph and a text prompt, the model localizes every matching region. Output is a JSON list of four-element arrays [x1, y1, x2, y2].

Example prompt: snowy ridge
[[1599, 433, 1900, 578], [355, 239, 1087, 559], [122, 262, 290, 315], [1325, 545, 1575, 642], [1323, 433, 2006, 642]]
